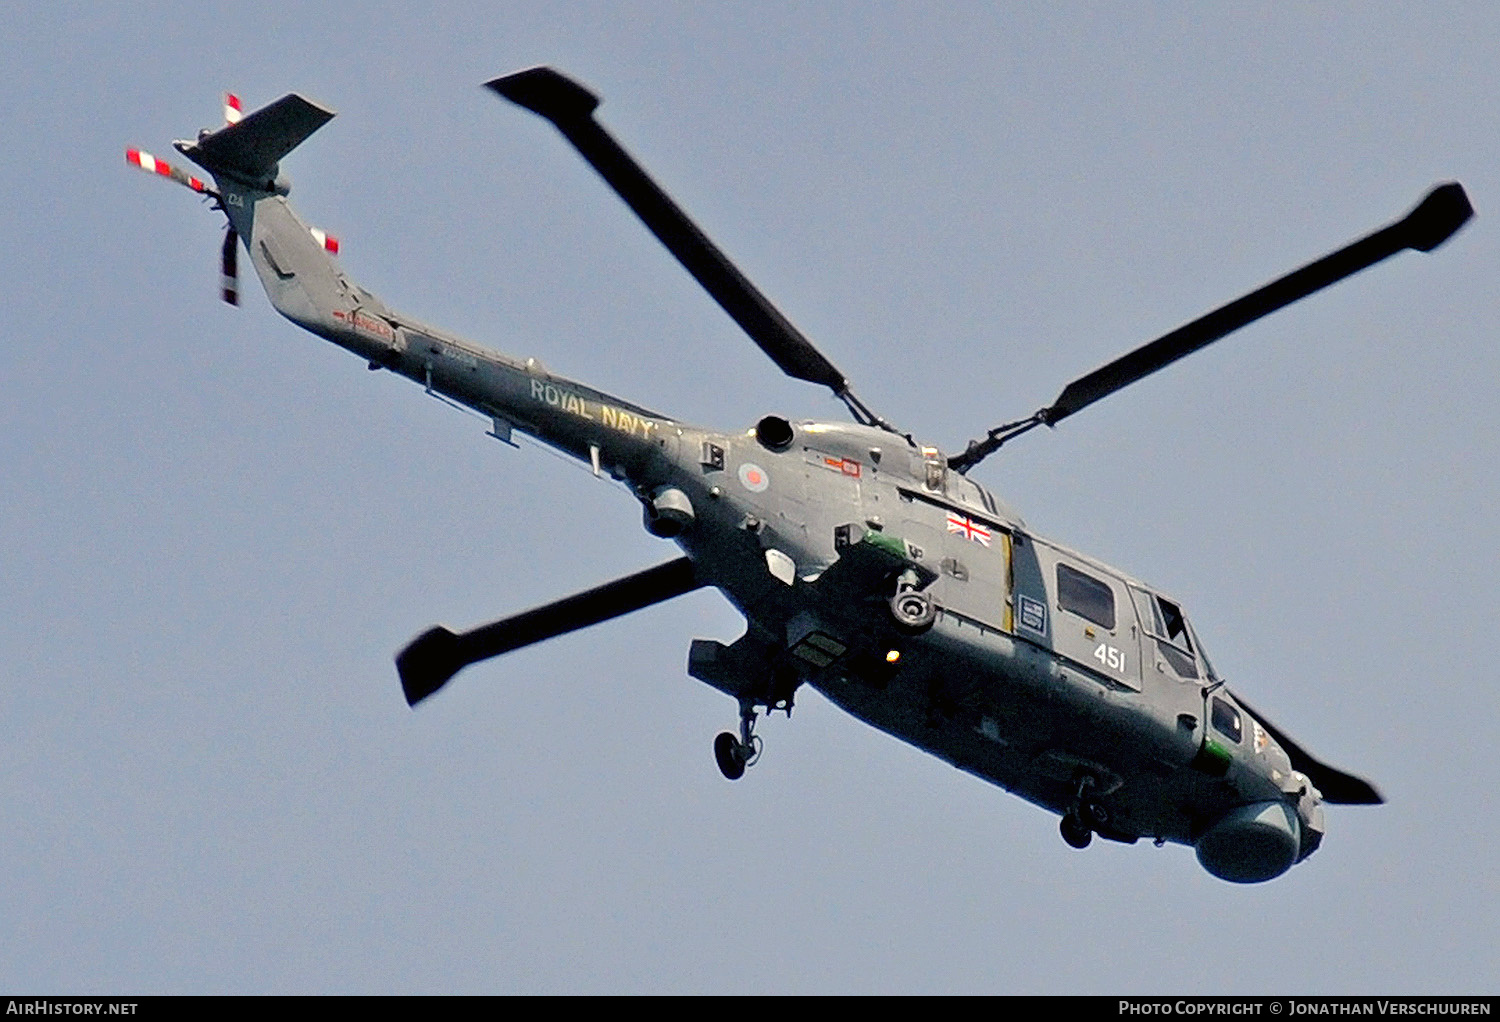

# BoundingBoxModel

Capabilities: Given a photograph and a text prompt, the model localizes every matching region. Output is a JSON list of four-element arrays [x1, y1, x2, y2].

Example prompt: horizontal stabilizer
[[184, 93, 335, 181]]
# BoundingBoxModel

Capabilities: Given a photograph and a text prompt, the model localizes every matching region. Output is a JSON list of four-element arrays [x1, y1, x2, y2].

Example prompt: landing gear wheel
[[890, 589, 936, 634], [715, 701, 765, 780], [714, 731, 746, 781], [1060, 812, 1093, 849]]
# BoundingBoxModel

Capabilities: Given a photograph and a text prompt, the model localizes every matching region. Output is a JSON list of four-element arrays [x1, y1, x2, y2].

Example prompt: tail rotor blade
[[220, 227, 239, 305], [125, 147, 212, 196]]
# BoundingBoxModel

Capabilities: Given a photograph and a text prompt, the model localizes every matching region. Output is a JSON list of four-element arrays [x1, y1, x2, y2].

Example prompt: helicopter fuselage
[[215, 187, 1321, 881], [144, 73, 1463, 882]]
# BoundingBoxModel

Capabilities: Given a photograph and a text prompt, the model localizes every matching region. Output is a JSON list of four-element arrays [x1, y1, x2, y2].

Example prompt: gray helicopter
[[128, 69, 1471, 883]]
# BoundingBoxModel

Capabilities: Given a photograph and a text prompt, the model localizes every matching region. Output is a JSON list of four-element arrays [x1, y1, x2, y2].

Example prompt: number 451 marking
[[1094, 643, 1126, 672]]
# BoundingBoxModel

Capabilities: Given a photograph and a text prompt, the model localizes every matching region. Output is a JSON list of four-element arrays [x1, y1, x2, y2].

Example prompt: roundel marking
[[738, 462, 770, 493]]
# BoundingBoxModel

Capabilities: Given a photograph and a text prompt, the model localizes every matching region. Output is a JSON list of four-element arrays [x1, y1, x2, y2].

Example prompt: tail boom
[[144, 90, 684, 485]]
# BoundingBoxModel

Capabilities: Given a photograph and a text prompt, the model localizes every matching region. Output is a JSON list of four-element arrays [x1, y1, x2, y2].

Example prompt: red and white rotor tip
[[224, 93, 243, 126], [310, 227, 339, 254], [125, 148, 209, 194]]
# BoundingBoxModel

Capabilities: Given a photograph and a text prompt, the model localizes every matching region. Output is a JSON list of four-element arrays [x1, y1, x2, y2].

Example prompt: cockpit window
[[1211, 697, 1242, 743], [1157, 596, 1193, 651], [1198, 644, 1220, 683], [1056, 563, 1115, 630], [1132, 588, 1200, 680], [1156, 596, 1198, 678]]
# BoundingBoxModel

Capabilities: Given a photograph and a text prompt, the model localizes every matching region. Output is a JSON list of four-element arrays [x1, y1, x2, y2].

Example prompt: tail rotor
[[125, 91, 341, 309], [125, 144, 242, 307]]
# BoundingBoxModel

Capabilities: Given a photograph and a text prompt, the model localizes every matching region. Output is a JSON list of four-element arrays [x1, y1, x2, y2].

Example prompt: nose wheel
[[714, 702, 763, 780]]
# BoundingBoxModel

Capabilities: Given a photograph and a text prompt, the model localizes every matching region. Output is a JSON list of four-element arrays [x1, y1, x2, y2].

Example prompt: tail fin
[[177, 93, 335, 185]]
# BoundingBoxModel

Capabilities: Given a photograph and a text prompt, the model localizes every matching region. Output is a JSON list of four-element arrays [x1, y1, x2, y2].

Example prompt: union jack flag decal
[[946, 513, 992, 547]]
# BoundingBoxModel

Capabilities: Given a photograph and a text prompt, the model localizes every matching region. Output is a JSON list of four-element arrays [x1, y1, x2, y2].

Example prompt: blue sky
[[4, 3, 1497, 993]]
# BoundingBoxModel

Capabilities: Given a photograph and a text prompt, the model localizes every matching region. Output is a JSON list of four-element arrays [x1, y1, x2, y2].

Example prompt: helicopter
[[126, 68, 1472, 883]]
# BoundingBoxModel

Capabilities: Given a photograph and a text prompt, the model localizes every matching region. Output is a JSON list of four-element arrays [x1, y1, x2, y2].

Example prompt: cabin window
[[1056, 563, 1115, 630], [1211, 697, 1242, 743]]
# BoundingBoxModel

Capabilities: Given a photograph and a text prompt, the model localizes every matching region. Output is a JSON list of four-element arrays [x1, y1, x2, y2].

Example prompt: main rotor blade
[[1230, 691, 1383, 805], [1043, 183, 1472, 425], [397, 556, 703, 707], [486, 67, 850, 395]]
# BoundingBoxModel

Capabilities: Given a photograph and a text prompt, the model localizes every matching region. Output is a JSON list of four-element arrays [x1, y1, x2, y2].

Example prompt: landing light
[[885, 650, 901, 664]]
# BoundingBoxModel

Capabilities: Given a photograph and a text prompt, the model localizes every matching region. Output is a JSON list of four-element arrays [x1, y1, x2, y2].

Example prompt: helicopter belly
[[805, 610, 1257, 849]]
